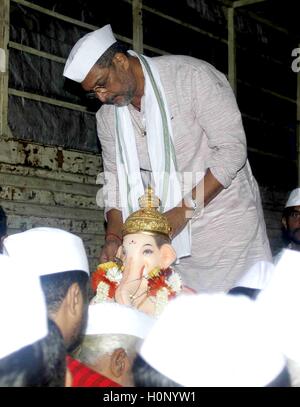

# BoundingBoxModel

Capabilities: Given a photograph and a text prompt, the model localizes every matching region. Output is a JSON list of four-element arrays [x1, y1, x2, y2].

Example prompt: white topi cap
[[285, 188, 300, 208], [3, 227, 89, 276], [86, 303, 155, 339], [0, 254, 48, 359], [257, 249, 300, 364], [140, 293, 286, 387], [63, 24, 117, 83]]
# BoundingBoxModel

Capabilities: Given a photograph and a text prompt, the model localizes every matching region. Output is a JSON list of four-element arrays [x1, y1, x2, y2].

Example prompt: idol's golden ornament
[[122, 186, 172, 238]]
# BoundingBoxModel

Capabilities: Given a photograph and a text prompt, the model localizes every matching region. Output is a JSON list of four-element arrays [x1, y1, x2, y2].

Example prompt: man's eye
[[143, 249, 153, 255]]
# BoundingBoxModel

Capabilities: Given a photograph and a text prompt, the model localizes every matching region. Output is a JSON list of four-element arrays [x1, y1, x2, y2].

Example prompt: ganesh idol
[[91, 187, 194, 316]]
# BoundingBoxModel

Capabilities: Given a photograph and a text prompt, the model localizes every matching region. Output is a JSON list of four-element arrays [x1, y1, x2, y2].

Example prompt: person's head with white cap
[[282, 188, 300, 251], [257, 249, 300, 386], [3, 227, 90, 352], [133, 293, 290, 387], [0, 254, 67, 386], [63, 24, 144, 108], [76, 302, 154, 386]]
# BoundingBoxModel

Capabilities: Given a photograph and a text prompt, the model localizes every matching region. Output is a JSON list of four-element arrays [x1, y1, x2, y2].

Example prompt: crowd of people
[[1, 23, 300, 387]]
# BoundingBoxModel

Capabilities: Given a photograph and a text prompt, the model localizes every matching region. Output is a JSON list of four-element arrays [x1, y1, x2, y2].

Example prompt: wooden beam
[[8, 88, 94, 114], [227, 8, 236, 94], [232, 0, 267, 8], [11, 0, 133, 45], [142, 4, 227, 45], [132, 0, 143, 53], [9, 41, 66, 64], [0, 0, 9, 137], [297, 45, 300, 185]]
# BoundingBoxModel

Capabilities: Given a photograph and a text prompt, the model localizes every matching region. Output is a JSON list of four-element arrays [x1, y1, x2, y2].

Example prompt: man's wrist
[[105, 232, 122, 244]]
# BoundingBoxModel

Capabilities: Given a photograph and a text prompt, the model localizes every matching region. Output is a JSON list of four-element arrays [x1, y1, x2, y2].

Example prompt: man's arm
[[99, 208, 123, 263], [164, 169, 223, 238]]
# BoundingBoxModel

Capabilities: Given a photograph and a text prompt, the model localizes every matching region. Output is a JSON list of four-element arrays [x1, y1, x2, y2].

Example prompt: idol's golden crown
[[122, 187, 172, 238]]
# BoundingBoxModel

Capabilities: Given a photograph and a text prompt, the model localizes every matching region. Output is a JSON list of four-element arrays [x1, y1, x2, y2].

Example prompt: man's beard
[[106, 90, 134, 107], [67, 304, 88, 353], [287, 228, 300, 245]]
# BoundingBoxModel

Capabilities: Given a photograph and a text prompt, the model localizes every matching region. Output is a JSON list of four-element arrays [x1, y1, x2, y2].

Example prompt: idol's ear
[[159, 244, 177, 269]]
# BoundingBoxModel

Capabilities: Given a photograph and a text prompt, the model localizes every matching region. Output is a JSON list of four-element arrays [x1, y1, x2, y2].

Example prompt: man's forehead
[[81, 65, 108, 90], [290, 205, 300, 212]]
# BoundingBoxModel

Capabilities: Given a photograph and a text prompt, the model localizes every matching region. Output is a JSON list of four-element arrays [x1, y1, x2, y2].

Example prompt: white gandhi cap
[[3, 227, 89, 276], [0, 254, 48, 359], [285, 188, 300, 208], [86, 302, 155, 339], [140, 293, 286, 387], [63, 24, 117, 83], [257, 249, 300, 364]]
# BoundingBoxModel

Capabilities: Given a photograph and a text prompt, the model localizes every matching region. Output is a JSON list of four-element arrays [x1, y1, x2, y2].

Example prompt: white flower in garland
[[167, 271, 182, 293], [106, 266, 123, 283], [91, 282, 110, 304], [155, 287, 169, 317]]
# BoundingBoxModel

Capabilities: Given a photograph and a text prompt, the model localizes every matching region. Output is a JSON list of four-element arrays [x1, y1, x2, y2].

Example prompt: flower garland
[[91, 261, 183, 315], [146, 267, 182, 316], [91, 261, 123, 303]]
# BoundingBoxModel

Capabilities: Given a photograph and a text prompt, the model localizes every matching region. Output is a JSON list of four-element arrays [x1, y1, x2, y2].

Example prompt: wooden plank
[[0, 0, 10, 137], [9, 41, 66, 64], [132, 0, 143, 53], [8, 88, 93, 114], [0, 172, 99, 196], [11, 0, 132, 45], [0, 139, 101, 176], [0, 163, 98, 185], [0, 185, 98, 209], [227, 7, 236, 93], [142, 3, 228, 44], [1, 200, 103, 221], [297, 44, 300, 185], [7, 214, 105, 235], [233, 0, 267, 8]]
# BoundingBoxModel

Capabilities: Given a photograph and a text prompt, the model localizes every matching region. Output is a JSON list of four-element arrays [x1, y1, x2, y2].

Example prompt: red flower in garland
[[91, 262, 123, 300], [147, 267, 178, 299]]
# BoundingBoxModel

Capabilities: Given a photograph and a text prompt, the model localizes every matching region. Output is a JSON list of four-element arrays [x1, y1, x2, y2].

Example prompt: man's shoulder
[[151, 55, 227, 86], [152, 54, 222, 74]]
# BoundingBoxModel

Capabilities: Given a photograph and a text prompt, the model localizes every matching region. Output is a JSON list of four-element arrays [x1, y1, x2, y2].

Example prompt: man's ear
[[110, 348, 128, 378], [282, 217, 287, 230], [66, 282, 81, 317], [159, 244, 177, 269], [112, 52, 129, 70]]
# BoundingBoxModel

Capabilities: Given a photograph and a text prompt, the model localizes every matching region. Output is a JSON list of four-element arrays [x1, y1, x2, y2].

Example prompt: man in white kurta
[[96, 55, 271, 292], [63, 25, 271, 293]]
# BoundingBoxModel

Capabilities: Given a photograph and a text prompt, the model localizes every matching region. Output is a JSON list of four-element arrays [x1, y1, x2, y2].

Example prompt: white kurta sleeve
[[194, 67, 247, 189]]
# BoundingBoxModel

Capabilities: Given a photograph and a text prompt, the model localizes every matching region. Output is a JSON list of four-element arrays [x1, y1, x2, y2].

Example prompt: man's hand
[[99, 238, 121, 263], [164, 205, 191, 239]]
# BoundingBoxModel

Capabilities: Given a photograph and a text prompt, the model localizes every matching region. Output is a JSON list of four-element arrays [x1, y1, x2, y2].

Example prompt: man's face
[[81, 55, 136, 107], [283, 205, 300, 245]]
